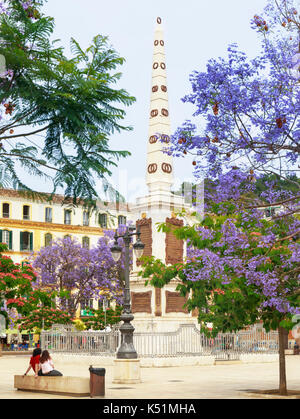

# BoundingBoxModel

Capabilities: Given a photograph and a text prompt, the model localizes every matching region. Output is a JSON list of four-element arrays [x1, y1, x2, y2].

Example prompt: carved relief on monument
[[131, 291, 152, 314], [136, 218, 152, 266], [149, 135, 158, 144], [165, 291, 188, 314], [155, 288, 162, 316], [160, 134, 170, 143], [165, 217, 183, 265], [161, 163, 172, 173], [148, 163, 157, 174]]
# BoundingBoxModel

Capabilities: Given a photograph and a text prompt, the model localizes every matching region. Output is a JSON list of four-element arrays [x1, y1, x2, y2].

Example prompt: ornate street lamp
[[110, 226, 144, 359]]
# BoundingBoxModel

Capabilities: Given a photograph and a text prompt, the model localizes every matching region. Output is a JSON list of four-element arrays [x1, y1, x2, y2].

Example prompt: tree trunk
[[278, 326, 287, 396]]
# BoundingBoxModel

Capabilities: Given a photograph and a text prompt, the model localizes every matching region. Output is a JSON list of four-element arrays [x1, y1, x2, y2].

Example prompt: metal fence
[[133, 324, 279, 359], [41, 323, 279, 360], [41, 324, 119, 356]]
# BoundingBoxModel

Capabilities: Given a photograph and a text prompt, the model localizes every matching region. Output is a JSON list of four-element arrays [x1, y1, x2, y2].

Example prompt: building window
[[44, 233, 52, 247], [0, 230, 12, 249], [23, 205, 30, 220], [64, 209, 71, 225], [265, 207, 276, 218], [82, 236, 90, 249], [83, 211, 89, 226], [118, 215, 127, 226], [64, 234, 71, 240], [81, 299, 93, 309], [2, 203, 10, 218], [99, 213, 107, 228], [20, 232, 33, 252], [45, 207, 52, 223]]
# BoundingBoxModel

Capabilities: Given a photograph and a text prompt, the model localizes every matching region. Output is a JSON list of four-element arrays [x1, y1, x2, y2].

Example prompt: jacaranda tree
[[170, 0, 299, 217], [32, 232, 127, 318], [0, 0, 134, 204], [80, 305, 122, 331], [142, 0, 300, 396]]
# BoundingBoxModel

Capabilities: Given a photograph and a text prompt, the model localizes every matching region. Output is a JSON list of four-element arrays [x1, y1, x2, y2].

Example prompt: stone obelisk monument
[[130, 17, 198, 333]]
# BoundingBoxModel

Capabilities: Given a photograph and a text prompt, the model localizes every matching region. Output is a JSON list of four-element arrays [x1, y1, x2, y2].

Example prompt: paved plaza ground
[[0, 354, 299, 399]]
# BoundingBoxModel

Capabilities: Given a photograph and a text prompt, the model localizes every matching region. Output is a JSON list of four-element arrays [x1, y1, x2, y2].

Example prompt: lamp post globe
[[110, 242, 122, 262], [133, 238, 145, 259]]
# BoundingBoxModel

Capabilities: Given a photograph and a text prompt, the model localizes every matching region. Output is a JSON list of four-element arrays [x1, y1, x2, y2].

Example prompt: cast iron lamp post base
[[117, 313, 137, 359], [110, 226, 144, 360]]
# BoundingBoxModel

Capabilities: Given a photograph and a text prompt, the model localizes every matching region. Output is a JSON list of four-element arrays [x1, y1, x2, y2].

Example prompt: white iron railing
[[41, 323, 279, 360]]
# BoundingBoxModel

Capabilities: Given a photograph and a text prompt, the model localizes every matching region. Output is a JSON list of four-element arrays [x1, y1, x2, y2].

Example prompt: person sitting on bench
[[37, 350, 63, 377], [23, 348, 42, 378]]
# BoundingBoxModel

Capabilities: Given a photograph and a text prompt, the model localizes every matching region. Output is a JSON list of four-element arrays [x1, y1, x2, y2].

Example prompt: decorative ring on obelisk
[[161, 108, 169, 116], [157, 17, 162, 24], [161, 85, 167, 92], [152, 85, 158, 92], [154, 40, 159, 46], [150, 109, 158, 117], [162, 163, 172, 173], [149, 135, 158, 144], [160, 40, 164, 46], [148, 163, 158, 174], [160, 63, 166, 69], [161, 134, 170, 143], [153, 62, 158, 69]]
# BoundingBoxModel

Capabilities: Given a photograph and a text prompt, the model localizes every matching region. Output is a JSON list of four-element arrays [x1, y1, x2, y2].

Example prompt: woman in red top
[[23, 348, 42, 378]]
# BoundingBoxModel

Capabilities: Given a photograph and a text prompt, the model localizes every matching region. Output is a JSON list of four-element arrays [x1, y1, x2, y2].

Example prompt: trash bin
[[89, 366, 105, 397], [293, 344, 299, 355]]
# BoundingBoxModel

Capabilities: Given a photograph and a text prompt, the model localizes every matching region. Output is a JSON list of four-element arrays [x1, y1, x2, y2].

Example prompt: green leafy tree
[[0, 243, 36, 323], [17, 306, 72, 332], [139, 206, 300, 395], [0, 0, 135, 204], [81, 305, 122, 330], [0, 241, 71, 331]]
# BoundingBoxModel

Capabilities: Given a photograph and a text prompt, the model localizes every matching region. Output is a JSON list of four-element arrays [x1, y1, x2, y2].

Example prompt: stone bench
[[14, 375, 90, 397]]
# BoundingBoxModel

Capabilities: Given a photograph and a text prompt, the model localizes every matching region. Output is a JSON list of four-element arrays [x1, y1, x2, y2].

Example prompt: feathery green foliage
[[0, 0, 135, 206]]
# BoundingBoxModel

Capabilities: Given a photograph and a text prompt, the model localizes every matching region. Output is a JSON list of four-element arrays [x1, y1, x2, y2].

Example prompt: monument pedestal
[[113, 359, 141, 384]]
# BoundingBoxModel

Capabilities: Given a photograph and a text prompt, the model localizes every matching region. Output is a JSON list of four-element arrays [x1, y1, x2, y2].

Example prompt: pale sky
[[34, 0, 268, 202]]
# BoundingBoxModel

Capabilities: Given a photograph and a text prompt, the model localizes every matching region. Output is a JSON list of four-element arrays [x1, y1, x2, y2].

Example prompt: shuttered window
[[64, 210, 71, 225], [44, 233, 52, 247], [118, 215, 126, 226], [45, 207, 52, 223], [0, 230, 12, 249], [83, 211, 89, 226], [99, 213, 107, 228], [2, 203, 10, 218], [20, 232, 33, 252], [23, 205, 30, 220], [82, 236, 90, 248]]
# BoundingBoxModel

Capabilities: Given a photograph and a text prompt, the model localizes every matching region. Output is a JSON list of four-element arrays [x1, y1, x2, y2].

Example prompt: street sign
[[80, 309, 93, 317]]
